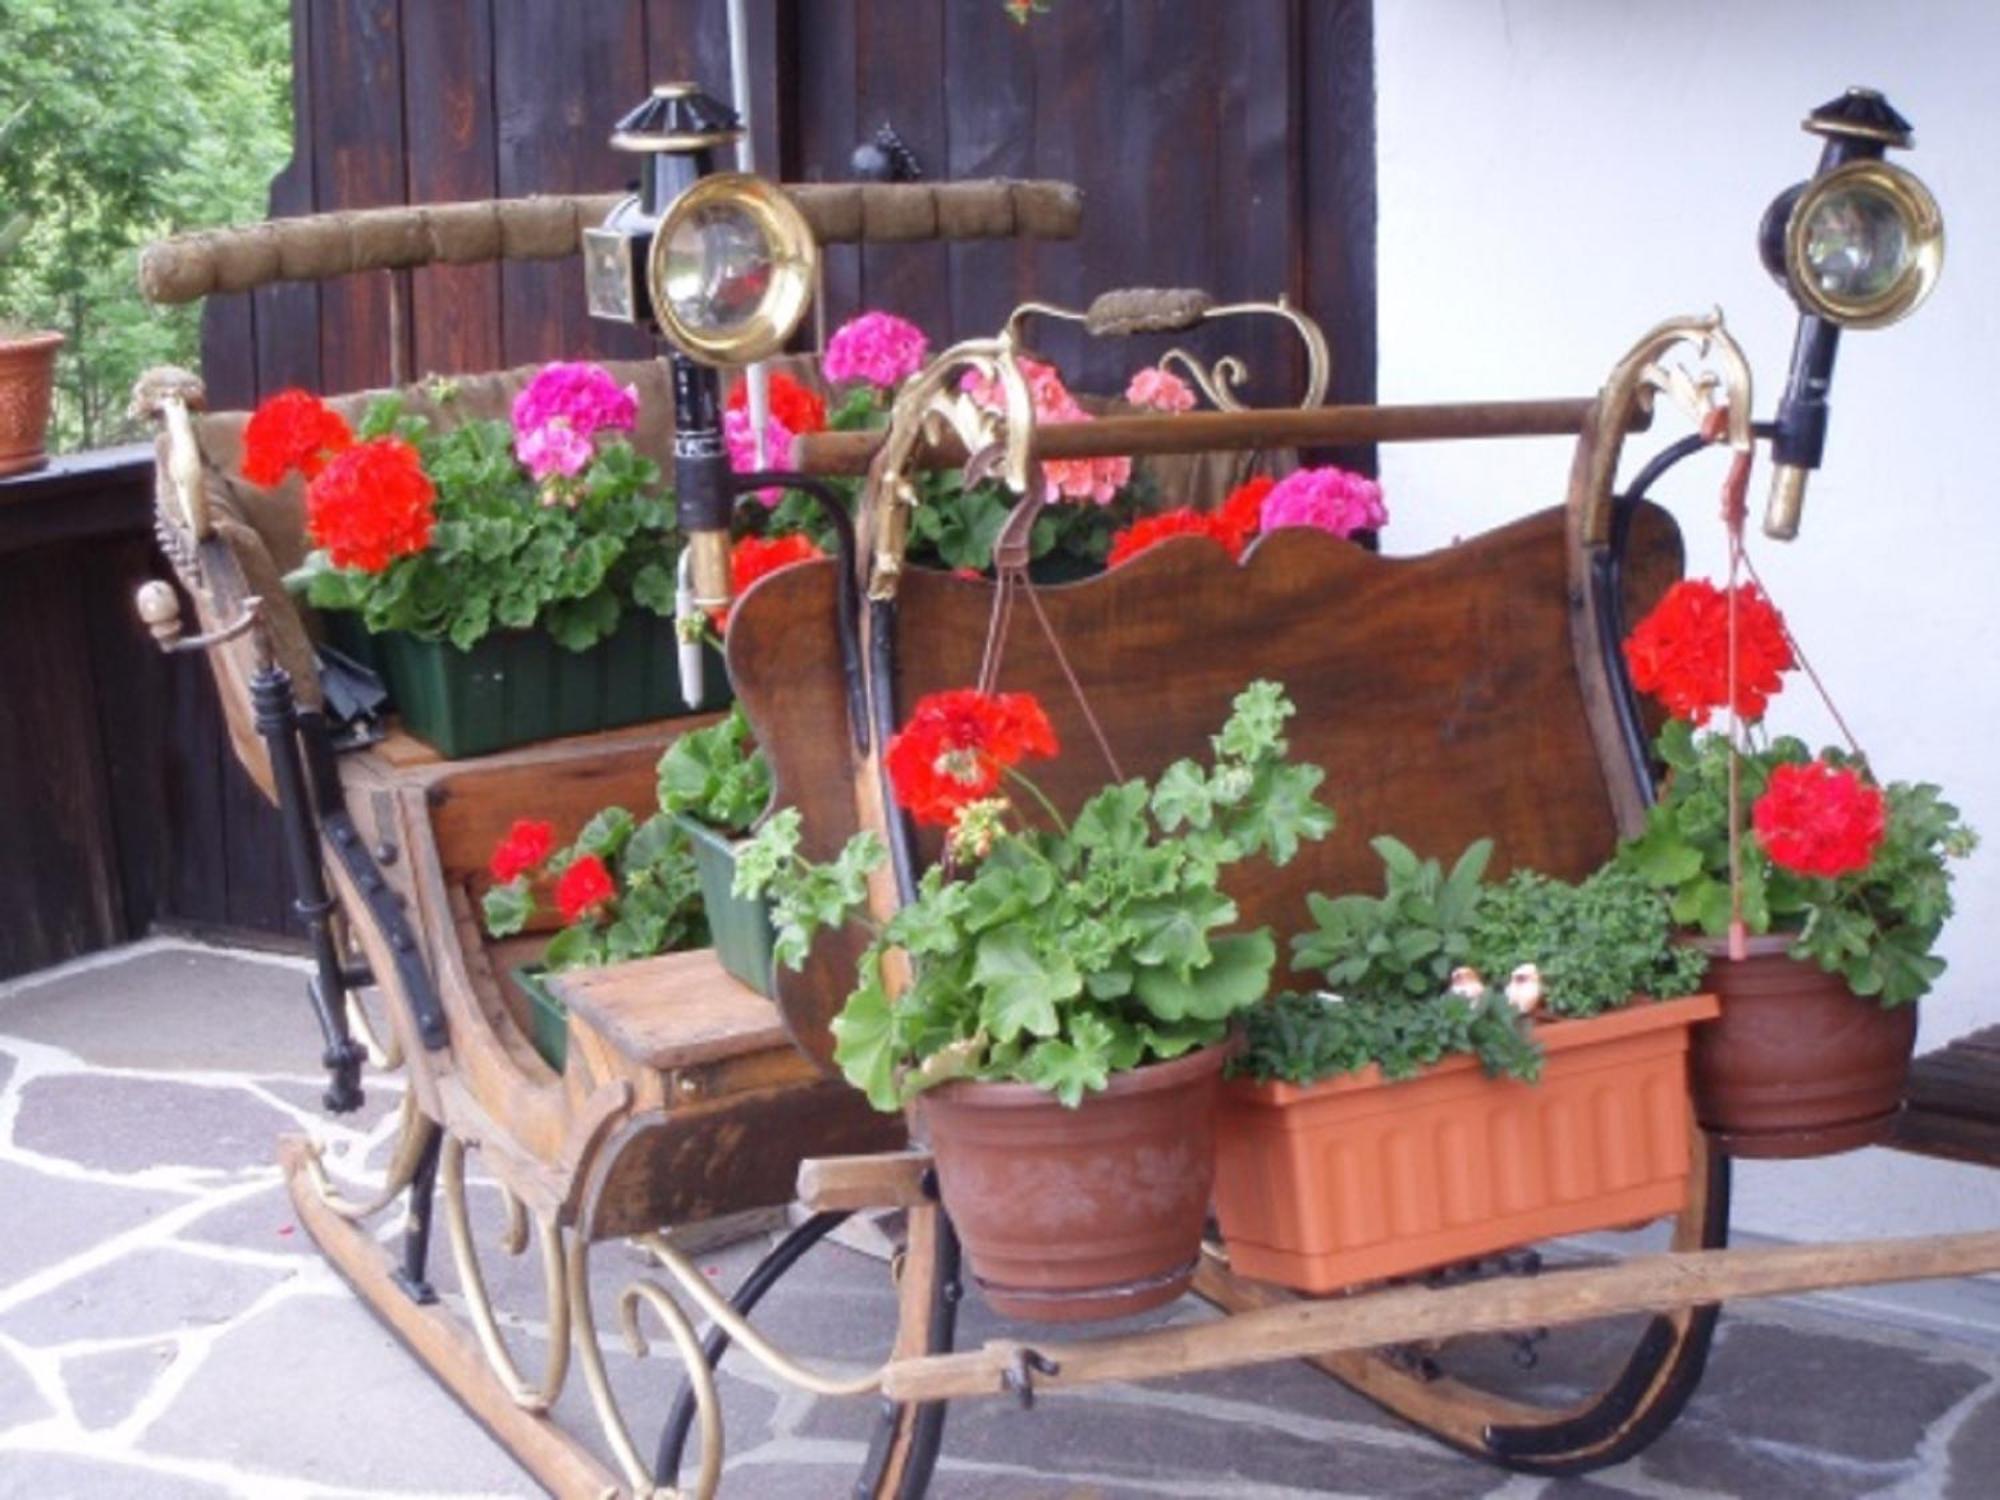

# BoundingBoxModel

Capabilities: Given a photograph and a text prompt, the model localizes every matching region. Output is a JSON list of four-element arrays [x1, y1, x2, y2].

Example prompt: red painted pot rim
[[0, 329, 64, 355], [922, 1035, 1237, 1112], [1225, 993, 1718, 1107]]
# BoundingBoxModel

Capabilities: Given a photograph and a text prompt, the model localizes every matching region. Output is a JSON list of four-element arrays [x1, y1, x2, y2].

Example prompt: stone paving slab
[[3, 941, 1998, 1498]]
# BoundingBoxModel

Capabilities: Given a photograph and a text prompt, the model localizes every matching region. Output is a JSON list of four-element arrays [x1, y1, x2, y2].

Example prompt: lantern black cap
[[610, 83, 743, 154], [1804, 87, 1914, 150]]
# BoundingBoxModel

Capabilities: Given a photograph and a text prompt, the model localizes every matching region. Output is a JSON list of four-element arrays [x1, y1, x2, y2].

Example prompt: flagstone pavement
[[3, 939, 1998, 1498]]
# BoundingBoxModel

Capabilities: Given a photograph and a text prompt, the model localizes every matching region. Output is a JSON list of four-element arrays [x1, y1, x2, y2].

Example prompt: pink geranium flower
[[724, 406, 796, 505], [511, 362, 640, 484], [1259, 465, 1386, 539], [1125, 366, 1196, 413], [960, 355, 1133, 505], [515, 422, 595, 488], [824, 312, 930, 390]]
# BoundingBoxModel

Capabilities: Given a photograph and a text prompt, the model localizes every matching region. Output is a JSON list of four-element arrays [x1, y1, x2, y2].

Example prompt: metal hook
[[1000, 1347, 1061, 1410]]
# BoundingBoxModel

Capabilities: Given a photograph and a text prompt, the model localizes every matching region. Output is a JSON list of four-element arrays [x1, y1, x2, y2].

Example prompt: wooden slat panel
[[402, 0, 504, 379], [553, 948, 787, 1070], [253, 0, 322, 397], [492, 2, 652, 367]]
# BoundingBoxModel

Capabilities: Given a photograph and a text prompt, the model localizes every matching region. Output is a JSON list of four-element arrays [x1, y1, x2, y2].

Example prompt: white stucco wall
[[1375, 2, 1999, 1243]]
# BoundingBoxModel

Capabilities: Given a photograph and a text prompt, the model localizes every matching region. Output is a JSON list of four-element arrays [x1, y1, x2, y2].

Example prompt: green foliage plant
[[480, 807, 707, 971], [294, 393, 686, 652], [1267, 834, 1705, 1088], [656, 706, 772, 837], [1618, 719, 1976, 1007], [736, 680, 1336, 1110], [0, 0, 294, 447]]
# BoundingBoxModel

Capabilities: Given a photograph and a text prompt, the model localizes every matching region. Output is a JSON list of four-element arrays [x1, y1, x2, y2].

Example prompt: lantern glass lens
[[1799, 180, 1911, 303], [661, 200, 776, 338]]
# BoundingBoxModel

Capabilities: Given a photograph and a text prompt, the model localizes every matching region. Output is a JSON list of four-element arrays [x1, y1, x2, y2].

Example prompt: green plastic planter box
[[328, 610, 732, 759], [513, 965, 568, 1072], [673, 812, 776, 997]]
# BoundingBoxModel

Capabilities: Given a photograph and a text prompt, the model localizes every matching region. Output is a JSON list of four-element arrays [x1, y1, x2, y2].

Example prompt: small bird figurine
[[1448, 966, 1486, 1000], [1505, 963, 1545, 1016]]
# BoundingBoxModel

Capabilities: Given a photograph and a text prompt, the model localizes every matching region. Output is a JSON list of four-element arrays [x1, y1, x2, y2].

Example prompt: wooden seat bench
[[1892, 1029, 2000, 1165]]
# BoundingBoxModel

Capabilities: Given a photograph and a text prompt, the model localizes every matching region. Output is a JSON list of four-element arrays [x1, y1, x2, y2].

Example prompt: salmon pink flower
[[960, 356, 1133, 505], [1124, 366, 1196, 413]]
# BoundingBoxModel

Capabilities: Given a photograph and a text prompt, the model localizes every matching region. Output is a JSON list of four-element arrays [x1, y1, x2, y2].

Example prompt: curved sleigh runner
[[132, 153, 1995, 1500]]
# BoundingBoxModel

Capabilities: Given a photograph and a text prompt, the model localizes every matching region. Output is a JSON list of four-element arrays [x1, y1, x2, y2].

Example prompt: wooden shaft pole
[[879, 1227, 2000, 1403], [792, 398, 1631, 476]]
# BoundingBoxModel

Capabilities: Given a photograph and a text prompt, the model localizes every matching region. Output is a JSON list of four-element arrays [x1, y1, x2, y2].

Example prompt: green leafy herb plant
[[294, 392, 686, 652], [1618, 719, 1975, 1007], [655, 705, 773, 837], [736, 680, 1336, 1109]]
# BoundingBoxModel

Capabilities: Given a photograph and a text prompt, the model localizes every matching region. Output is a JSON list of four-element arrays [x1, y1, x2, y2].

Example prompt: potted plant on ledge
[[0, 103, 64, 480], [739, 679, 1334, 1321], [1616, 578, 1976, 1156], [240, 362, 729, 757], [657, 705, 782, 995]]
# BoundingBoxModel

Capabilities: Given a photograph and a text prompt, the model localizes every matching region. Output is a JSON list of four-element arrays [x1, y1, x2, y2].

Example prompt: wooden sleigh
[[133, 183, 2000, 1497]]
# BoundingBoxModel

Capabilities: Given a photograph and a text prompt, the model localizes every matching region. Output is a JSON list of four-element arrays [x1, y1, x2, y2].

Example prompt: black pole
[[393, 1127, 444, 1306], [251, 659, 366, 1113]]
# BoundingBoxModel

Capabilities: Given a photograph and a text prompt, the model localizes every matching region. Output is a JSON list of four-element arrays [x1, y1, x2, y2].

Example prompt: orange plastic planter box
[[1212, 994, 1719, 1294]]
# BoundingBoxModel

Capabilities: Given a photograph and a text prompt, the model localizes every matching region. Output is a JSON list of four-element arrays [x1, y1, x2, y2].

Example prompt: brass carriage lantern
[[585, 83, 818, 608], [1758, 87, 1943, 538]]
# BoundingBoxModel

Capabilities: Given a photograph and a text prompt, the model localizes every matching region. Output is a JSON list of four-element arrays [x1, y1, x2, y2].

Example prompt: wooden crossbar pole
[[792, 398, 1640, 476], [879, 1228, 2000, 1404]]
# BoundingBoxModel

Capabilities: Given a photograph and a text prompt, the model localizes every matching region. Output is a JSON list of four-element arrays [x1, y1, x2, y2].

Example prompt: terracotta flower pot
[[1212, 995, 1717, 1295], [1691, 934, 1917, 1158], [917, 1041, 1232, 1323], [0, 330, 64, 479]]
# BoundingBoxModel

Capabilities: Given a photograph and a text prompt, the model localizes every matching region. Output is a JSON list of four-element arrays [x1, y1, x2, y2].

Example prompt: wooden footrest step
[[548, 948, 788, 1071]]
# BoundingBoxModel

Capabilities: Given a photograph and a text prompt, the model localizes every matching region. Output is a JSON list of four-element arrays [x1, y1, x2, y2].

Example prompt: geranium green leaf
[[1150, 760, 1213, 831], [973, 927, 1078, 1041], [1135, 929, 1275, 1021], [832, 952, 901, 1112], [480, 879, 534, 938]]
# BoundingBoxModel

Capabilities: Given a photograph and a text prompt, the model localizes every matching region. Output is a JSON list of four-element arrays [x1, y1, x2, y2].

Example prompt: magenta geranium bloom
[[823, 312, 930, 390], [1259, 465, 1387, 540], [724, 406, 796, 505]]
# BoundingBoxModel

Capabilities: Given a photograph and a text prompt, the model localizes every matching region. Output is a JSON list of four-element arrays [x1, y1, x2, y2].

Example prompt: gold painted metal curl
[[567, 1237, 722, 1500], [438, 1136, 572, 1413], [1578, 308, 1755, 547], [864, 333, 1037, 601], [1007, 294, 1331, 411], [298, 1093, 437, 1222]]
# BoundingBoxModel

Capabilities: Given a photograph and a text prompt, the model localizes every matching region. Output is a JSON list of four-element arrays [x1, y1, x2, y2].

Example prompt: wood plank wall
[[142, 0, 1374, 948]]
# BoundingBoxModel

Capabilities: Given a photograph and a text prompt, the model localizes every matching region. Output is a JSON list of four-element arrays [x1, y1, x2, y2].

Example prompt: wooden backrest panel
[[729, 501, 1683, 1068]]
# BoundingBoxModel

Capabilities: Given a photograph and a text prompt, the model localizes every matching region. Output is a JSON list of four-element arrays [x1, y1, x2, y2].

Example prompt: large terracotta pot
[[917, 1041, 1231, 1323], [1691, 934, 1918, 1159], [0, 330, 64, 479], [1213, 995, 1717, 1295]]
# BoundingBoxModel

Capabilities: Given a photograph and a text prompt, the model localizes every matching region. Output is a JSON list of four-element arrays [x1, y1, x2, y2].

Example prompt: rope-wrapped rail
[[137, 179, 1082, 306]]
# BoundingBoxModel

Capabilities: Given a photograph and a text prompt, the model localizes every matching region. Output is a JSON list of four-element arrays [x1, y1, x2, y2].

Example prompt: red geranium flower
[[305, 438, 437, 573], [489, 818, 555, 883], [1623, 579, 1795, 725], [1211, 475, 1275, 555], [727, 371, 827, 435], [1753, 760, 1887, 878], [884, 689, 1059, 827], [241, 389, 354, 486], [555, 854, 617, 923], [1107, 508, 1226, 568], [710, 533, 825, 630]]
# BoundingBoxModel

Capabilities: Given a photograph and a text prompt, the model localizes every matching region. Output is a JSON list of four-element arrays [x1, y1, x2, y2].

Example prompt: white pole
[[728, 0, 773, 467]]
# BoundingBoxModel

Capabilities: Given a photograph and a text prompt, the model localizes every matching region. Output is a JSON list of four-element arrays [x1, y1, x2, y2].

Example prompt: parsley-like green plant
[[656, 706, 773, 837], [736, 680, 1336, 1109], [294, 393, 686, 652], [481, 807, 707, 970], [1617, 719, 1975, 1007], [1237, 989, 1544, 1087], [1469, 865, 1708, 1018]]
